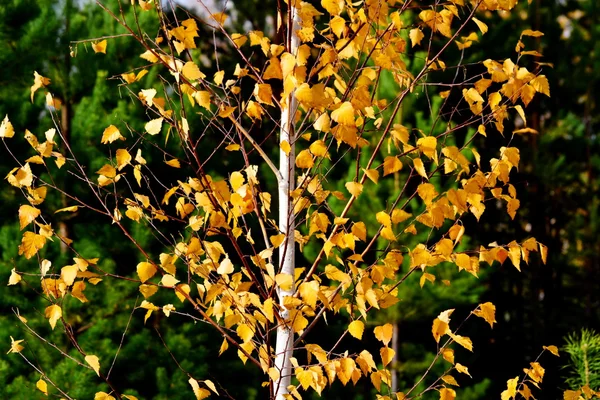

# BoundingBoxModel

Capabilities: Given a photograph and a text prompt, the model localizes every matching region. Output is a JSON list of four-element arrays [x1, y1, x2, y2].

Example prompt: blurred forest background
[[1, 0, 599, 398]]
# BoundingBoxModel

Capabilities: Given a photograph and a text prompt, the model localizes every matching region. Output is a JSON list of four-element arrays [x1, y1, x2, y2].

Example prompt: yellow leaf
[[95, 392, 116, 400], [330, 102, 355, 125], [472, 18, 488, 34], [18, 231, 47, 259], [530, 75, 550, 97], [275, 273, 293, 291], [145, 117, 164, 135], [380, 346, 395, 367], [137, 261, 157, 283], [501, 376, 519, 400], [165, 158, 180, 168], [322, 0, 343, 15], [417, 182, 438, 205], [521, 29, 544, 37], [8, 268, 21, 286], [364, 168, 379, 184], [161, 274, 179, 287], [391, 209, 412, 224], [543, 345, 559, 357], [417, 136, 437, 161], [539, 243, 548, 264], [296, 149, 314, 169], [455, 363, 471, 376], [237, 324, 254, 343], [309, 140, 329, 157], [270, 234, 285, 248], [280, 140, 291, 156], [409, 28, 424, 47], [348, 320, 364, 339], [440, 387, 456, 400], [314, 113, 331, 132], [442, 348, 454, 364], [374, 323, 393, 346], [254, 83, 274, 105], [139, 284, 158, 299], [214, 70, 225, 85], [101, 125, 124, 144], [85, 355, 101, 376], [217, 258, 234, 275], [18, 205, 41, 230], [189, 378, 211, 400], [0, 115, 15, 138], [92, 40, 107, 54], [61, 265, 78, 286], [204, 380, 218, 395], [413, 158, 428, 179], [182, 61, 205, 81], [345, 181, 363, 197], [383, 156, 402, 176], [31, 71, 51, 102], [448, 332, 473, 351], [473, 302, 496, 328], [44, 304, 62, 330], [7, 336, 25, 354], [36, 378, 48, 395]]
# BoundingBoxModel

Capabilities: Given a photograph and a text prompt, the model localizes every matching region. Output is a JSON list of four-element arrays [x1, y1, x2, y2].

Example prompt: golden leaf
[[383, 156, 402, 176], [254, 83, 274, 105], [542, 345, 559, 356], [44, 304, 62, 329], [137, 262, 157, 283], [409, 28, 424, 47], [296, 149, 314, 169], [348, 320, 364, 340], [472, 18, 488, 34], [165, 158, 180, 168], [36, 378, 48, 395], [85, 354, 101, 376], [18, 205, 41, 230], [417, 136, 437, 161], [214, 70, 225, 85], [473, 302, 496, 328], [182, 61, 205, 81], [101, 125, 124, 144], [521, 29, 544, 37], [92, 40, 107, 54], [309, 140, 329, 158], [31, 71, 51, 102], [237, 324, 254, 343], [145, 117, 163, 135], [501, 376, 519, 400], [374, 323, 393, 346], [448, 332, 473, 351], [330, 102, 355, 125], [275, 273, 293, 291], [440, 387, 456, 400], [345, 181, 363, 197], [280, 140, 291, 156], [380, 346, 395, 366], [7, 336, 25, 354], [413, 158, 428, 179], [95, 392, 116, 400], [0, 115, 15, 138], [18, 231, 47, 259]]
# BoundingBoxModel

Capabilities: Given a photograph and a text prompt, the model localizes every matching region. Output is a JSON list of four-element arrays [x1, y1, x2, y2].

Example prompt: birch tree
[[3, 0, 559, 398]]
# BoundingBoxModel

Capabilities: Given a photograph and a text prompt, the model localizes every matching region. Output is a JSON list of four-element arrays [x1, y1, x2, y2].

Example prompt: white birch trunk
[[273, 4, 301, 399]]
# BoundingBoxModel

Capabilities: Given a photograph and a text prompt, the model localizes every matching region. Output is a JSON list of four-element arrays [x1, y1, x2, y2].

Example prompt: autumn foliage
[[2, 0, 565, 398]]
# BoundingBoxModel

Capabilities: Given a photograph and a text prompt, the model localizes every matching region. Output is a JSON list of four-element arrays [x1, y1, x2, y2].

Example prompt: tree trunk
[[273, 4, 300, 399]]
